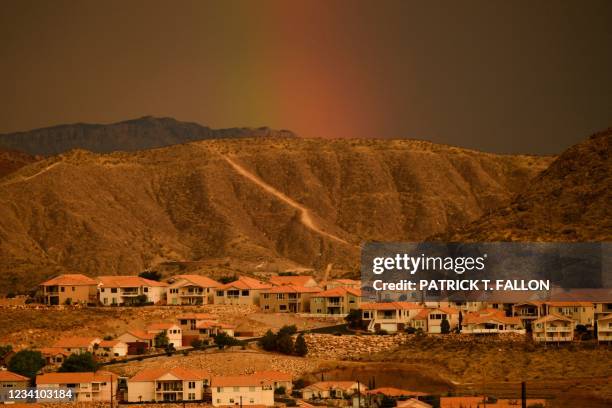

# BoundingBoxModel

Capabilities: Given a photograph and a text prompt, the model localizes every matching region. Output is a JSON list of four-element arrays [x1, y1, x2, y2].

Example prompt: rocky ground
[[303, 333, 409, 360]]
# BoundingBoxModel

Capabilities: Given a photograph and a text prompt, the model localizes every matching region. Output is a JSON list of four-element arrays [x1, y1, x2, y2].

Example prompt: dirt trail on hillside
[[0, 161, 62, 186], [223, 155, 354, 247]]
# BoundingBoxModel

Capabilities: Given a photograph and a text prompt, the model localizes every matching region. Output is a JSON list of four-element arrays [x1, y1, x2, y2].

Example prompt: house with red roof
[[325, 279, 361, 290], [309, 287, 361, 316], [532, 313, 574, 342], [214, 276, 272, 306], [167, 274, 220, 306], [302, 381, 366, 400], [52, 336, 101, 355], [0, 370, 29, 392], [40, 274, 98, 305], [260, 285, 322, 313], [361, 302, 423, 332], [596, 314, 612, 342], [95, 339, 128, 357], [97, 276, 167, 306], [127, 367, 211, 402], [461, 309, 524, 335], [146, 323, 182, 348], [40, 347, 70, 366], [117, 330, 155, 354], [36, 371, 117, 402], [212, 374, 275, 406]]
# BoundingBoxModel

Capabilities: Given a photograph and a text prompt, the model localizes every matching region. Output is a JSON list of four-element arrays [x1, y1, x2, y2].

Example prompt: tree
[[294, 334, 308, 357], [154, 331, 169, 348], [214, 332, 241, 349], [139, 270, 161, 281], [276, 334, 294, 355], [278, 325, 297, 337], [458, 311, 463, 331], [8, 350, 45, 379], [59, 352, 98, 372], [259, 330, 277, 351], [165, 343, 176, 356], [440, 317, 450, 334], [345, 309, 362, 329], [218, 275, 237, 284]]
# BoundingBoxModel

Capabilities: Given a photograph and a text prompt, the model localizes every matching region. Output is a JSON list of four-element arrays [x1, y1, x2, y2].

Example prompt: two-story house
[[52, 336, 101, 355], [325, 279, 361, 290], [260, 285, 322, 313], [309, 287, 361, 316], [127, 367, 211, 402], [410, 307, 459, 333], [541, 301, 594, 328], [117, 330, 155, 354], [214, 277, 272, 306], [532, 313, 574, 342], [512, 302, 543, 329], [361, 302, 423, 333], [596, 314, 612, 342], [36, 371, 117, 402], [167, 274, 220, 305], [302, 381, 366, 400], [211, 375, 274, 407], [98, 276, 167, 306], [269, 275, 319, 288], [146, 323, 182, 348], [40, 274, 98, 305], [0, 371, 29, 400]]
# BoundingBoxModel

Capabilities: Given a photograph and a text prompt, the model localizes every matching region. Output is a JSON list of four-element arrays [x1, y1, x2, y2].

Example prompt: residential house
[[260, 285, 322, 313], [167, 275, 220, 305], [325, 279, 361, 290], [211, 375, 274, 407], [146, 323, 182, 348], [542, 301, 594, 328], [36, 371, 117, 402], [532, 314, 574, 342], [424, 307, 459, 334], [176, 313, 218, 336], [195, 321, 236, 339], [214, 277, 272, 306], [596, 314, 612, 342], [96, 340, 128, 358], [594, 301, 612, 322], [127, 367, 211, 402], [117, 330, 155, 354], [269, 275, 319, 288], [396, 399, 433, 408], [309, 287, 361, 316], [367, 388, 429, 408], [0, 371, 29, 399], [461, 309, 525, 335], [98, 276, 167, 306], [52, 337, 101, 355], [253, 370, 293, 393], [512, 302, 543, 329], [361, 302, 423, 333], [40, 274, 98, 305], [302, 381, 366, 400], [40, 347, 70, 366]]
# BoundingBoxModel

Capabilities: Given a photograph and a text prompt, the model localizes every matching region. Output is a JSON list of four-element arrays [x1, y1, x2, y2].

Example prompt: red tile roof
[[130, 367, 210, 382], [366, 387, 428, 397], [534, 313, 574, 323], [217, 276, 272, 291], [195, 320, 235, 329], [53, 336, 99, 348], [262, 285, 322, 294], [39, 347, 70, 357], [304, 381, 361, 391], [36, 371, 117, 385], [312, 287, 361, 298], [361, 302, 421, 311], [147, 322, 179, 331], [463, 309, 522, 325], [176, 313, 218, 320], [269, 276, 317, 287], [97, 276, 167, 288], [172, 274, 220, 288], [98, 340, 126, 348], [41, 274, 97, 286], [123, 330, 155, 340], [0, 370, 29, 382]]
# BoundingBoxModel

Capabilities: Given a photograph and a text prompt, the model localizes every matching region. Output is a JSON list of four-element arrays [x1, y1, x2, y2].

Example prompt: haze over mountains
[[0, 116, 296, 156], [0, 135, 552, 292]]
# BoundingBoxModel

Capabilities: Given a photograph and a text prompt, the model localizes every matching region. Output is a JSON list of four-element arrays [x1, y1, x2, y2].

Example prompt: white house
[[97, 276, 167, 306], [127, 367, 211, 402], [214, 276, 272, 306], [146, 323, 182, 348], [96, 340, 128, 357], [167, 274, 220, 305], [597, 314, 612, 342], [36, 371, 117, 402], [361, 302, 423, 332], [212, 375, 274, 407]]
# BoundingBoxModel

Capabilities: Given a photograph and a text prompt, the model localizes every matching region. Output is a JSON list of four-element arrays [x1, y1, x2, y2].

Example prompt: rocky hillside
[[0, 148, 39, 178], [0, 137, 551, 292], [0, 116, 296, 156], [442, 128, 611, 241]]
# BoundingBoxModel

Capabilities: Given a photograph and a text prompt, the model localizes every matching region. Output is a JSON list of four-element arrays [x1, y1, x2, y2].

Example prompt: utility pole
[[109, 373, 113, 408], [357, 381, 361, 408]]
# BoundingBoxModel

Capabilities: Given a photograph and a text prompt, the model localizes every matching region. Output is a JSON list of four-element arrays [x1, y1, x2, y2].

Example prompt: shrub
[[8, 349, 45, 379], [191, 339, 204, 349], [154, 331, 169, 348], [276, 334, 294, 355], [405, 327, 416, 334], [59, 352, 98, 372], [375, 329, 388, 335], [440, 317, 451, 334], [274, 386, 287, 395], [294, 334, 308, 357], [139, 270, 162, 281]]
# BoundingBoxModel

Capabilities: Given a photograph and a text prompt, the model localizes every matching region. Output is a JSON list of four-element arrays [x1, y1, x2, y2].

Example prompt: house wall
[[214, 289, 262, 306], [212, 385, 274, 407], [44, 285, 96, 305], [127, 381, 155, 402]]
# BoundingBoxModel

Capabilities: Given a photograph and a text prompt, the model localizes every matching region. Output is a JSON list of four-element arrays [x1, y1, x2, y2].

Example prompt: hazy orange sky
[[1, 0, 611, 154]]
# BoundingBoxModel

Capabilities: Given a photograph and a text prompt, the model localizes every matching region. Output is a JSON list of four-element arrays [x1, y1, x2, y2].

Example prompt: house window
[[72, 287, 75, 291], [230, 399, 235, 403], [188, 393, 195, 400], [217, 387, 222, 392], [111, 288, 117, 293], [277, 294, 285, 300], [233, 387, 240, 392], [241, 290, 249, 296], [144, 287, 149, 293], [61, 287, 65, 292], [103, 298, 108, 304], [250, 398, 255, 403], [363, 312, 370, 319], [101, 288, 105, 292], [280, 305, 287, 311], [263, 293, 270, 299], [249, 387, 256, 392], [216, 399, 221, 403], [264, 306, 270, 310], [217, 291, 224, 296]]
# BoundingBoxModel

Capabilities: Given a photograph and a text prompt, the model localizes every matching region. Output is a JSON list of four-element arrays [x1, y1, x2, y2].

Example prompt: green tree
[[294, 333, 308, 356], [440, 317, 450, 334], [276, 333, 294, 355], [191, 338, 204, 349], [278, 325, 297, 337], [8, 350, 45, 379], [214, 332, 241, 349], [259, 330, 277, 351], [59, 352, 98, 372], [154, 331, 169, 348], [345, 309, 362, 329]]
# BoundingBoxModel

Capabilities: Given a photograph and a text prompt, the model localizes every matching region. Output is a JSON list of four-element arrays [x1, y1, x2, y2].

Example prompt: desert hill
[[0, 116, 296, 156], [0, 137, 551, 292], [442, 128, 611, 241], [0, 148, 39, 178]]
